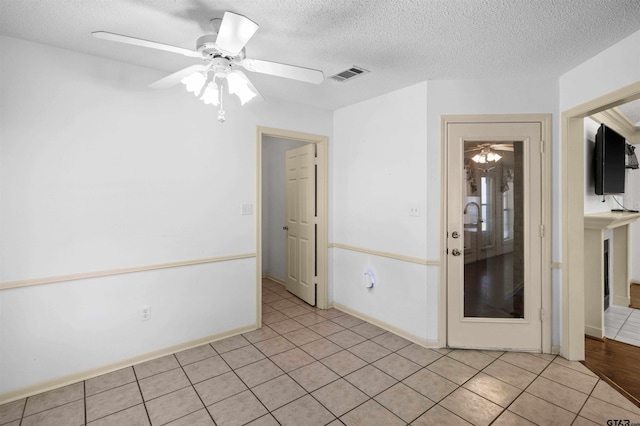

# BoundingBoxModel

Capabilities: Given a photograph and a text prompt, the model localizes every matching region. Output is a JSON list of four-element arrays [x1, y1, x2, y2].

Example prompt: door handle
[[451, 231, 460, 239], [451, 248, 461, 256], [282, 226, 288, 231]]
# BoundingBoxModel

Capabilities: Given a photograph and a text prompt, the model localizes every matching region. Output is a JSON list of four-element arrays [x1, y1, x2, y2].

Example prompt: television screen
[[594, 124, 625, 195]]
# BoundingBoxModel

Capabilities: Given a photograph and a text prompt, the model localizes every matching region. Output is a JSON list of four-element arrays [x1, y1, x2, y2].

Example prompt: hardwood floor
[[631, 283, 640, 309], [584, 336, 640, 408], [464, 252, 523, 318]]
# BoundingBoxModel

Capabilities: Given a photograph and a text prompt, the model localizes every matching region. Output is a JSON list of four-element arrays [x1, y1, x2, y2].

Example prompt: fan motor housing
[[196, 34, 219, 57]]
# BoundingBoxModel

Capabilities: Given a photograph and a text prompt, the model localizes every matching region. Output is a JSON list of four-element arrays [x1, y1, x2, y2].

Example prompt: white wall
[[261, 136, 308, 281], [332, 82, 432, 342], [0, 35, 332, 395], [559, 30, 640, 112]]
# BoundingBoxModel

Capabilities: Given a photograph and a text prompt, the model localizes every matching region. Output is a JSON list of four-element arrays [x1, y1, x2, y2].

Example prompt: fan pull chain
[[217, 81, 226, 123]]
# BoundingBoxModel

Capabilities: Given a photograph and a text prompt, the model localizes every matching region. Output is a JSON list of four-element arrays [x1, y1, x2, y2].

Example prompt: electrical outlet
[[140, 305, 151, 321], [241, 204, 253, 215], [409, 205, 420, 217]]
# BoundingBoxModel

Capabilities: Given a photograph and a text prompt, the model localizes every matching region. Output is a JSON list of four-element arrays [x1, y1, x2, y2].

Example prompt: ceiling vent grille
[[329, 66, 369, 82]]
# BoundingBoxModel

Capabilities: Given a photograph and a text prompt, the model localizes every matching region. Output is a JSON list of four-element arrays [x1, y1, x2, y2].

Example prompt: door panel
[[447, 122, 542, 350], [285, 144, 316, 305]]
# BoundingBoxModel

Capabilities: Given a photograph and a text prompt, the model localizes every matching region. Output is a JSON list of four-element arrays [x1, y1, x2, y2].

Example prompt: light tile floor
[[2, 279, 640, 426], [604, 305, 640, 346]]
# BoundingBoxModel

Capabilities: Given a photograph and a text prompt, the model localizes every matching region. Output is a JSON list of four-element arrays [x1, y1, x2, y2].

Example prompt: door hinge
[[539, 308, 545, 322], [314, 216, 318, 224], [540, 224, 544, 238], [314, 155, 318, 165], [540, 140, 544, 154], [314, 276, 318, 284]]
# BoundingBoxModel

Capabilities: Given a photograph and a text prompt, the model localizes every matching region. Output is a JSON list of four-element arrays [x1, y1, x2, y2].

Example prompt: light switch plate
[[241, 204, 253, 215]]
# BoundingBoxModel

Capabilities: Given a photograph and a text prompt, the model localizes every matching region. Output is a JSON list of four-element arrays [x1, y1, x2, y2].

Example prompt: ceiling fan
[[465, 143, 514, 153], [465, 143, 512, 171], [93, 11, 325, 122]]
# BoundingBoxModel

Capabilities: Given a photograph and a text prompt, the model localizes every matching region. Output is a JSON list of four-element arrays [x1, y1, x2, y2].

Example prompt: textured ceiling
[[1, 0, 640, 111]]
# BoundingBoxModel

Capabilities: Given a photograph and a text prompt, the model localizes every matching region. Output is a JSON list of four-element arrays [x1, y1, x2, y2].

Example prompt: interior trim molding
[[329, 243, 439, 266], [0, 323, 257, 405], [0, 253, 257, 291], [332, 302, 439, 348], [591, 108, 640, 144], [264, 274, 286, 286]]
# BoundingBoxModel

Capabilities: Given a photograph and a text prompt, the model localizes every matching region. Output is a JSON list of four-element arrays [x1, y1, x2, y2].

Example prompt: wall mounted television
[[594, 123, 626, 195]]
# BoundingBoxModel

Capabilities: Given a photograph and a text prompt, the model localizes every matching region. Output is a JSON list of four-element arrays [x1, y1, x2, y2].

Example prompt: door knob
[[451, 231, 460, 239], [282, 226, 288, 230], [451, 248, 461, 256]]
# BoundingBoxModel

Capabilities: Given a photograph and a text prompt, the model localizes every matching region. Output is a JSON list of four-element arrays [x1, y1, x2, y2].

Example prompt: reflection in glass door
[[463, 142, 523, 319]]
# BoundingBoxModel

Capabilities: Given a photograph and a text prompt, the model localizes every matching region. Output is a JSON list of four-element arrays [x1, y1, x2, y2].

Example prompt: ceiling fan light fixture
[[200, 81, 220, 106], [472, 153, 486, 164], [181, 72, 207, 96], [227, 72, 257, 105], [487, 152, 502, 162], [472, 148, 502, 165]]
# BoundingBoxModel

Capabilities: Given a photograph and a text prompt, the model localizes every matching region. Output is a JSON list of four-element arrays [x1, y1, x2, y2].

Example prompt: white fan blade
[[491, 144, 514, 151], [241, 58, 324, 84], [149, 65, 208, 89], [215, 12, 259, 55], [92, 31, 201, 58]]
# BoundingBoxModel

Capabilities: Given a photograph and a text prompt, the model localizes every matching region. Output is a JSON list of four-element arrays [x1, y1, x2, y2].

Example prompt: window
[[503, 181, 514, 240]]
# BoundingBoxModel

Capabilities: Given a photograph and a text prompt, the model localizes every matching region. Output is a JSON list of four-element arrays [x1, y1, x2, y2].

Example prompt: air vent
[[329, 66, 369, 82]]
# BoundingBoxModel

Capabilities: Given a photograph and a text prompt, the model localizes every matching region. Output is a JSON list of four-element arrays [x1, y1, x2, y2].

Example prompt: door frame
[[256, 126, 329, 327], [440, 114, 552, 353], [561, 81, 640, 360]]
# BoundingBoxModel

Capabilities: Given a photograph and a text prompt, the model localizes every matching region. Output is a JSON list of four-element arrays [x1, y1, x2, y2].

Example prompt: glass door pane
[[463, 142, 523, 318]]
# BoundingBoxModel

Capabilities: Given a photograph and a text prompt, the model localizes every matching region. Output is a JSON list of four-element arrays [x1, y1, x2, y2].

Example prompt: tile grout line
[[214, 337, 283, 425], [175, 348, 218, 426], [131, 359, 153, 426], [83, 380, 87, 426]]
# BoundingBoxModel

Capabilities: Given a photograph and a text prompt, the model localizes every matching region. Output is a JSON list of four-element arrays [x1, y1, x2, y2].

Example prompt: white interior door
[[446, 121, 543, 350], [285, 144, 316, 305]]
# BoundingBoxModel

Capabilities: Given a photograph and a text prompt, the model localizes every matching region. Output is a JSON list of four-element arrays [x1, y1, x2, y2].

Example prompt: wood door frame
[[561, 81, 640, 360], [256, 126, 329, 327], [440, 114, 552, 353]]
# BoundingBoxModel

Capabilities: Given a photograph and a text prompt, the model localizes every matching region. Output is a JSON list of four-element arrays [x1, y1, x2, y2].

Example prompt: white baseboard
[[551, 345, 561, 355], [584, 325, 603, 340], [332, 302, 439, 348], [0, 323, 257, 405], [264, 274, 286, 286]]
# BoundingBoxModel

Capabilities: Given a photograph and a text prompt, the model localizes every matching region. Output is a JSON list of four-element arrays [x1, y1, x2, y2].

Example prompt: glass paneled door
[[446, 121, 543, 351], [463, 141, 521, 318]]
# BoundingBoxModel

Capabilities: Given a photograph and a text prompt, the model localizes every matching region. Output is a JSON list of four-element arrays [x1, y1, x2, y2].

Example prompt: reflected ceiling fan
[[93, 11, 324, 122], [465, 143, 512, 171], [465, 143, 514, 153]]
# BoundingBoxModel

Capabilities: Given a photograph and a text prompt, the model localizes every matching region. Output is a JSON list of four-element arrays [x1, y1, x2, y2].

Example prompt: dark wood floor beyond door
[[630, 283, 640, 309], [584, 337, 640, 408]]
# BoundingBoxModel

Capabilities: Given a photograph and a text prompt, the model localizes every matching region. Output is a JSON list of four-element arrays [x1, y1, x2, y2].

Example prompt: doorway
[[256, 126, 329, 327], [562, 81, 640, 360], [442, 115, 552, 352]]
